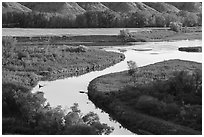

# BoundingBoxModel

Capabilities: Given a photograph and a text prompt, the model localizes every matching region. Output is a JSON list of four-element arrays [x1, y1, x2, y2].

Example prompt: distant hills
[[2, 2, 32, 14], [19, 2, 86, 17], [167, 2, 202, 12], [143, 2, 180, 13], [2, 2, 201, 16], [77, 2, 109, 12]]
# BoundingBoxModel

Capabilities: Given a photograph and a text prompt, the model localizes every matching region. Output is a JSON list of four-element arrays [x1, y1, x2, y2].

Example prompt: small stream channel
[[32, 40, 202, 135]]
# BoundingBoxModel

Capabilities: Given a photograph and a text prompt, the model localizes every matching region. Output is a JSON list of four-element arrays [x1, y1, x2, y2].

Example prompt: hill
[[77, 2, 110, 11], [167, 2, 202, 12], [20, 2, 85, 17], [134, 2, 160, 14], [144, 2, 180, 13], [2, 2, 202, 28], [2, 2, 32, 14], [102, 2, 159, 14], [102, 2, 138, 13]]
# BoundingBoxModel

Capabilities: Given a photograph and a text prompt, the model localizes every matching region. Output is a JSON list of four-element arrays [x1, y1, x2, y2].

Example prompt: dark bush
[[164, 103, 180, 116], [17, 51, 29, 60], [62, 124, 97, 135], [178, 47, 202, 52], [136, 95, 165, 116]]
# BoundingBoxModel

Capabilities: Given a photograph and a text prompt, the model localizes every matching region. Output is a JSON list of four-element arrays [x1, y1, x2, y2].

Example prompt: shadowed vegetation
[[88, 60, 202, 134], [2, 36, 124, 134], [178, 46, 202, 52]]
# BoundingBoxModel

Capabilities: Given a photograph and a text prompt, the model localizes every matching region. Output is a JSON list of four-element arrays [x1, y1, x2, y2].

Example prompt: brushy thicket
[[169, 22, 182, 32], [116, 62, 202, 131], [2, 36, 124, 80], [2, 36, 120, 135]]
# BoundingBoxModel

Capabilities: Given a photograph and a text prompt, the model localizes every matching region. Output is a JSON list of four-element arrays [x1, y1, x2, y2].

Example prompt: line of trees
[[2, 10, 202, 28]]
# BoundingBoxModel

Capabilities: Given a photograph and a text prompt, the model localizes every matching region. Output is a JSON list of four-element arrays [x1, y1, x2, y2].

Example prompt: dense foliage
[[169, 22, 182, 32], [2, 36, 125, 134], [116, 61, 202, 131], [2, 36, 124, 80], [2, 9, 202, 28], [88, 59, 202, 134]]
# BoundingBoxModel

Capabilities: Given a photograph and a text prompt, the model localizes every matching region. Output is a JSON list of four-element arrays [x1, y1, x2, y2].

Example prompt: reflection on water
[[32, 40, 202, 135]]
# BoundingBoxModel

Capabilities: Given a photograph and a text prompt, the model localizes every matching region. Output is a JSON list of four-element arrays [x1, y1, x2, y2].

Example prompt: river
[[31, 39, 202, 135]]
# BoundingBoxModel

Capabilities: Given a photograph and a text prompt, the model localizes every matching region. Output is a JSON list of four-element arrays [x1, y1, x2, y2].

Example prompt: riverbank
[[13, 27, 202, 47], [2, 36, 125, 135], [121, 27, 202, 42], [88, 59, 202, 135]]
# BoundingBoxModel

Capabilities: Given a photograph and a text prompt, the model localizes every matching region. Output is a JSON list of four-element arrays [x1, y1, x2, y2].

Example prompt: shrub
[[178, 47, 202, 52], [165, 103, 180, 116], [63, 45, 88, 53], [127, 61, 138, 76], [2, 36, 17, 58], [62, 124, 97, 135], [119, 29, 130, 37], [127, 61, 139, 84], [169, 22, 182, 32], [17, 51, 29, 60], [136, 95, 165, 116]]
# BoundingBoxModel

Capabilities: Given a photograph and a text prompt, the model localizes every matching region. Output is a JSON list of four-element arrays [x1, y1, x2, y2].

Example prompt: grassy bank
[[88, 59, 202, 135], [120, 27, 201, 42], [2, 36, 124, 135], [13, 27, 202, 47]]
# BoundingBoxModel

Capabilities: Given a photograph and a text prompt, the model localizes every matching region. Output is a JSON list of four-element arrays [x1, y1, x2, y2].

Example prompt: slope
[[102, 2, 159, 14], [144, 2, 180, 13], [77, 2, 110, 11], [2, 2, 32, 14], [167, 2, 202, 12], [20, 2, 85, 16]]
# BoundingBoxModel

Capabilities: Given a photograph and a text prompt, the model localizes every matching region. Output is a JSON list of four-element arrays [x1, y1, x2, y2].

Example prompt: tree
[[169, 22, 182, 32], [98, 10, 117, 28], [163, 13, 178, 27], [2, 36, 17, 59], [82, 112, 114, 135], [128, 11, 151, 27], [197, 12, 202, 26], [127, 61, 139, 85], [155, 14, 166, 27], [183, 12, 198, 27]]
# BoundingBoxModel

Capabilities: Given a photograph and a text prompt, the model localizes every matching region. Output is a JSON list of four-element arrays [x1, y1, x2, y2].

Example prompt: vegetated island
[[2, 36, 124, 135], [178, 46, 202, 52], [88, 59, 202, 135]]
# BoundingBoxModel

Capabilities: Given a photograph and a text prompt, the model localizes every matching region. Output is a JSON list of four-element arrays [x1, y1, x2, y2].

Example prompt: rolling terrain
[[3, 2, 201, 16], [2, 2, 201, 28]]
